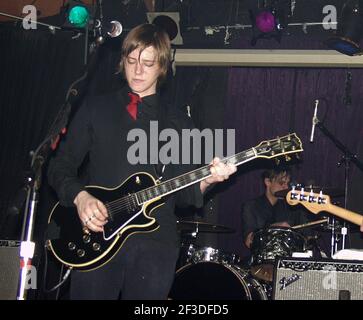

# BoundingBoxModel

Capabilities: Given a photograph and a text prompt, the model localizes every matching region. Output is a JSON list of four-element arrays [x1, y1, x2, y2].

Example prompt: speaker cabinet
[[273, 257, 363, 300], [0, 240, 20, 300]]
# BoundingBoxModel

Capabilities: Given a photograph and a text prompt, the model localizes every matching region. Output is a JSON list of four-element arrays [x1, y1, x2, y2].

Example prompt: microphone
[[310, 99, 319, 143], [95, 20, 123, 44], [186, 105, 191, 118]]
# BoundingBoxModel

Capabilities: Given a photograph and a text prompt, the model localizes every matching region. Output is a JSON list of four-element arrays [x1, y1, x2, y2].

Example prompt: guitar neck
[[326, 203, 363, 226], [135, 148, 256, 204]]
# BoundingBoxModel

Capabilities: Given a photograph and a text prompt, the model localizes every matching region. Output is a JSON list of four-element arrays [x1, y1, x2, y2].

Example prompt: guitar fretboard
[[135, 148, 257, 204]]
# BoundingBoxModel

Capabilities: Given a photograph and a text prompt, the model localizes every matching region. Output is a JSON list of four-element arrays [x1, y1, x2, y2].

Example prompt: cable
[[42, 243, 72, 297]]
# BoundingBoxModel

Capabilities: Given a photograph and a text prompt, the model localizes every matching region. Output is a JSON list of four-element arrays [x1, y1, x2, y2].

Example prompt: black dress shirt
[[47, 85, 203, 247], [241, 194, 308, 241]]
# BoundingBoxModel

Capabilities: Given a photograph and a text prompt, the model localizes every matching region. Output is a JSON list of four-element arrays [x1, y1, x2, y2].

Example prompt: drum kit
[[170, 187, 346, 300], [170, 220, 270, 300]]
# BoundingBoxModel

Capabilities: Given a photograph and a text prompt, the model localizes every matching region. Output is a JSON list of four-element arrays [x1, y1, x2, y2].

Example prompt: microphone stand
[[314, 116, 363, 255], [16, 33, 102, 301], [0, 11, 61, 33]]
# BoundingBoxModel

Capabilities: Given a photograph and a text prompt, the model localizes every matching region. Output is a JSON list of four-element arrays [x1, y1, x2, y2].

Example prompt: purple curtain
[[218, 67, 363, 258]]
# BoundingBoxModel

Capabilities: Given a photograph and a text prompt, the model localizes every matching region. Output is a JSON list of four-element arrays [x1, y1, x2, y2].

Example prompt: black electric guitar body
[[47, 133, 303, 271], [48, 172, 162, 271]]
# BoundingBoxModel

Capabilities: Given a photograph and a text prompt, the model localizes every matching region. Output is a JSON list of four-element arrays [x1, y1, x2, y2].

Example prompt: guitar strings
[[103, 151, 251, 215], [103, 137, 298, 214], [105, 169, 210, 214]]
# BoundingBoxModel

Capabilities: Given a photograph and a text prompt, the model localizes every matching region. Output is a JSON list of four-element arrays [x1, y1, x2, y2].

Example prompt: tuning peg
[[290, 185, 298, 200], [285, 155, 291, 162], [308, 189, 315, 203], [295, 153, 300, 160], [318, 190, 326, 204], [275, 158, 280, 165]]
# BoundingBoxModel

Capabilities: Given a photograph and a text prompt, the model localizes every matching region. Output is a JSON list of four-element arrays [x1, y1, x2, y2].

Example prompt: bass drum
[[169, 262, 268, 300]]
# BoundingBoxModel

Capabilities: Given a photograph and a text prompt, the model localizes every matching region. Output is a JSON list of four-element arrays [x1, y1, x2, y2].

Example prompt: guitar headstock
[[254, 133, 303, 162], [286, 187, 332, 214]]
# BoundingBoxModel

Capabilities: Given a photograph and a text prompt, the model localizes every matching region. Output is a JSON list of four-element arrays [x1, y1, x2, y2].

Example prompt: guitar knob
[[83, 234, 91, 243], [77, 249, 85, 257], [68, 242, 76, 251], [92, 243, 101, 251], [45, 240, 51, 250]]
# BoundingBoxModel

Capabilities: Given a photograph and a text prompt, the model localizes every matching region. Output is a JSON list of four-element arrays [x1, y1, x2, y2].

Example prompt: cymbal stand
[[315, 117, 363, 254], [329, 217, 339, 257]]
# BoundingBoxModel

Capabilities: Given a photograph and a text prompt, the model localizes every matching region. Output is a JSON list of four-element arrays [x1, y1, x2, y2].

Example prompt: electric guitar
[[286, 188, 363, 227], [47, 133, 303, 271]]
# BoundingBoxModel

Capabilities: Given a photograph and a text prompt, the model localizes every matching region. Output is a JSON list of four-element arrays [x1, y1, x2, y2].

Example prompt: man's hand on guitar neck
[[200, 157, 237, 194], [74, 191, 109, 232]]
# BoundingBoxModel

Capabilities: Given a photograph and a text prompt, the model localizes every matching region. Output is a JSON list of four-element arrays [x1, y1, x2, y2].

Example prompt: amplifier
[[273, 257, 363, 300], [0, 240, 20, 300]]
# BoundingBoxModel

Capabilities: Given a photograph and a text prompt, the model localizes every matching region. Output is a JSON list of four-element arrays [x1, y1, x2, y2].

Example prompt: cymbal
[[177, 221, 235, 234], [275, 186, 345, 199], [250, 264, 274, 282]]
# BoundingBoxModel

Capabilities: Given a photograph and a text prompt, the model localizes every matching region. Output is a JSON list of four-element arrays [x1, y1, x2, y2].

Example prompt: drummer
[[241, 165, 309, 249]]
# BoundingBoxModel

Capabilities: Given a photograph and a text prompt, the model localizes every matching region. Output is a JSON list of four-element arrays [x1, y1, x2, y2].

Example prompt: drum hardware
[[177, 220, 237, 268]]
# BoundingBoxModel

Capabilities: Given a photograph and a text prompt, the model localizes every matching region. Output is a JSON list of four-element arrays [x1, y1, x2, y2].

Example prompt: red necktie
[[51, 127, 67, 150], [127, 92, 142, 120]]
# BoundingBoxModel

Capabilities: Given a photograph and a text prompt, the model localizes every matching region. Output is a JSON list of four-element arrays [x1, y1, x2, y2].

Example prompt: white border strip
[[175, 49, 363, 68]]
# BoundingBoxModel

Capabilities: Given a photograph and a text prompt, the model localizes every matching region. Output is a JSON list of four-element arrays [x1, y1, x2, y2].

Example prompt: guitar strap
[[153, 97, 168, 180]]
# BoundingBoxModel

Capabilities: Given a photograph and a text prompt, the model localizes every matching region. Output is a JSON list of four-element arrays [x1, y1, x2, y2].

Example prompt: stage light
[[326, 0, 363, 56], [63, 0, 91, 29], [249, 4, 288, 46], [255, 10, 276, 33], [147, 12, 183, 45]]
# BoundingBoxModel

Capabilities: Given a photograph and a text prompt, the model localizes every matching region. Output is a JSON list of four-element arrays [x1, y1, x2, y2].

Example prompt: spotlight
[[62, 0, 91, 29], [147, 12, 183, 45], [326, 0, 363, 56], [255, 10, 276, 33], [249, 3, 288, 46]]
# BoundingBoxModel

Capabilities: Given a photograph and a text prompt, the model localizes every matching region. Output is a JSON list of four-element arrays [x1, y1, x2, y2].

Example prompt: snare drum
[[191, 246, 240, 265], [169, 262, 268, 300], [178, 244, 240, 266]]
